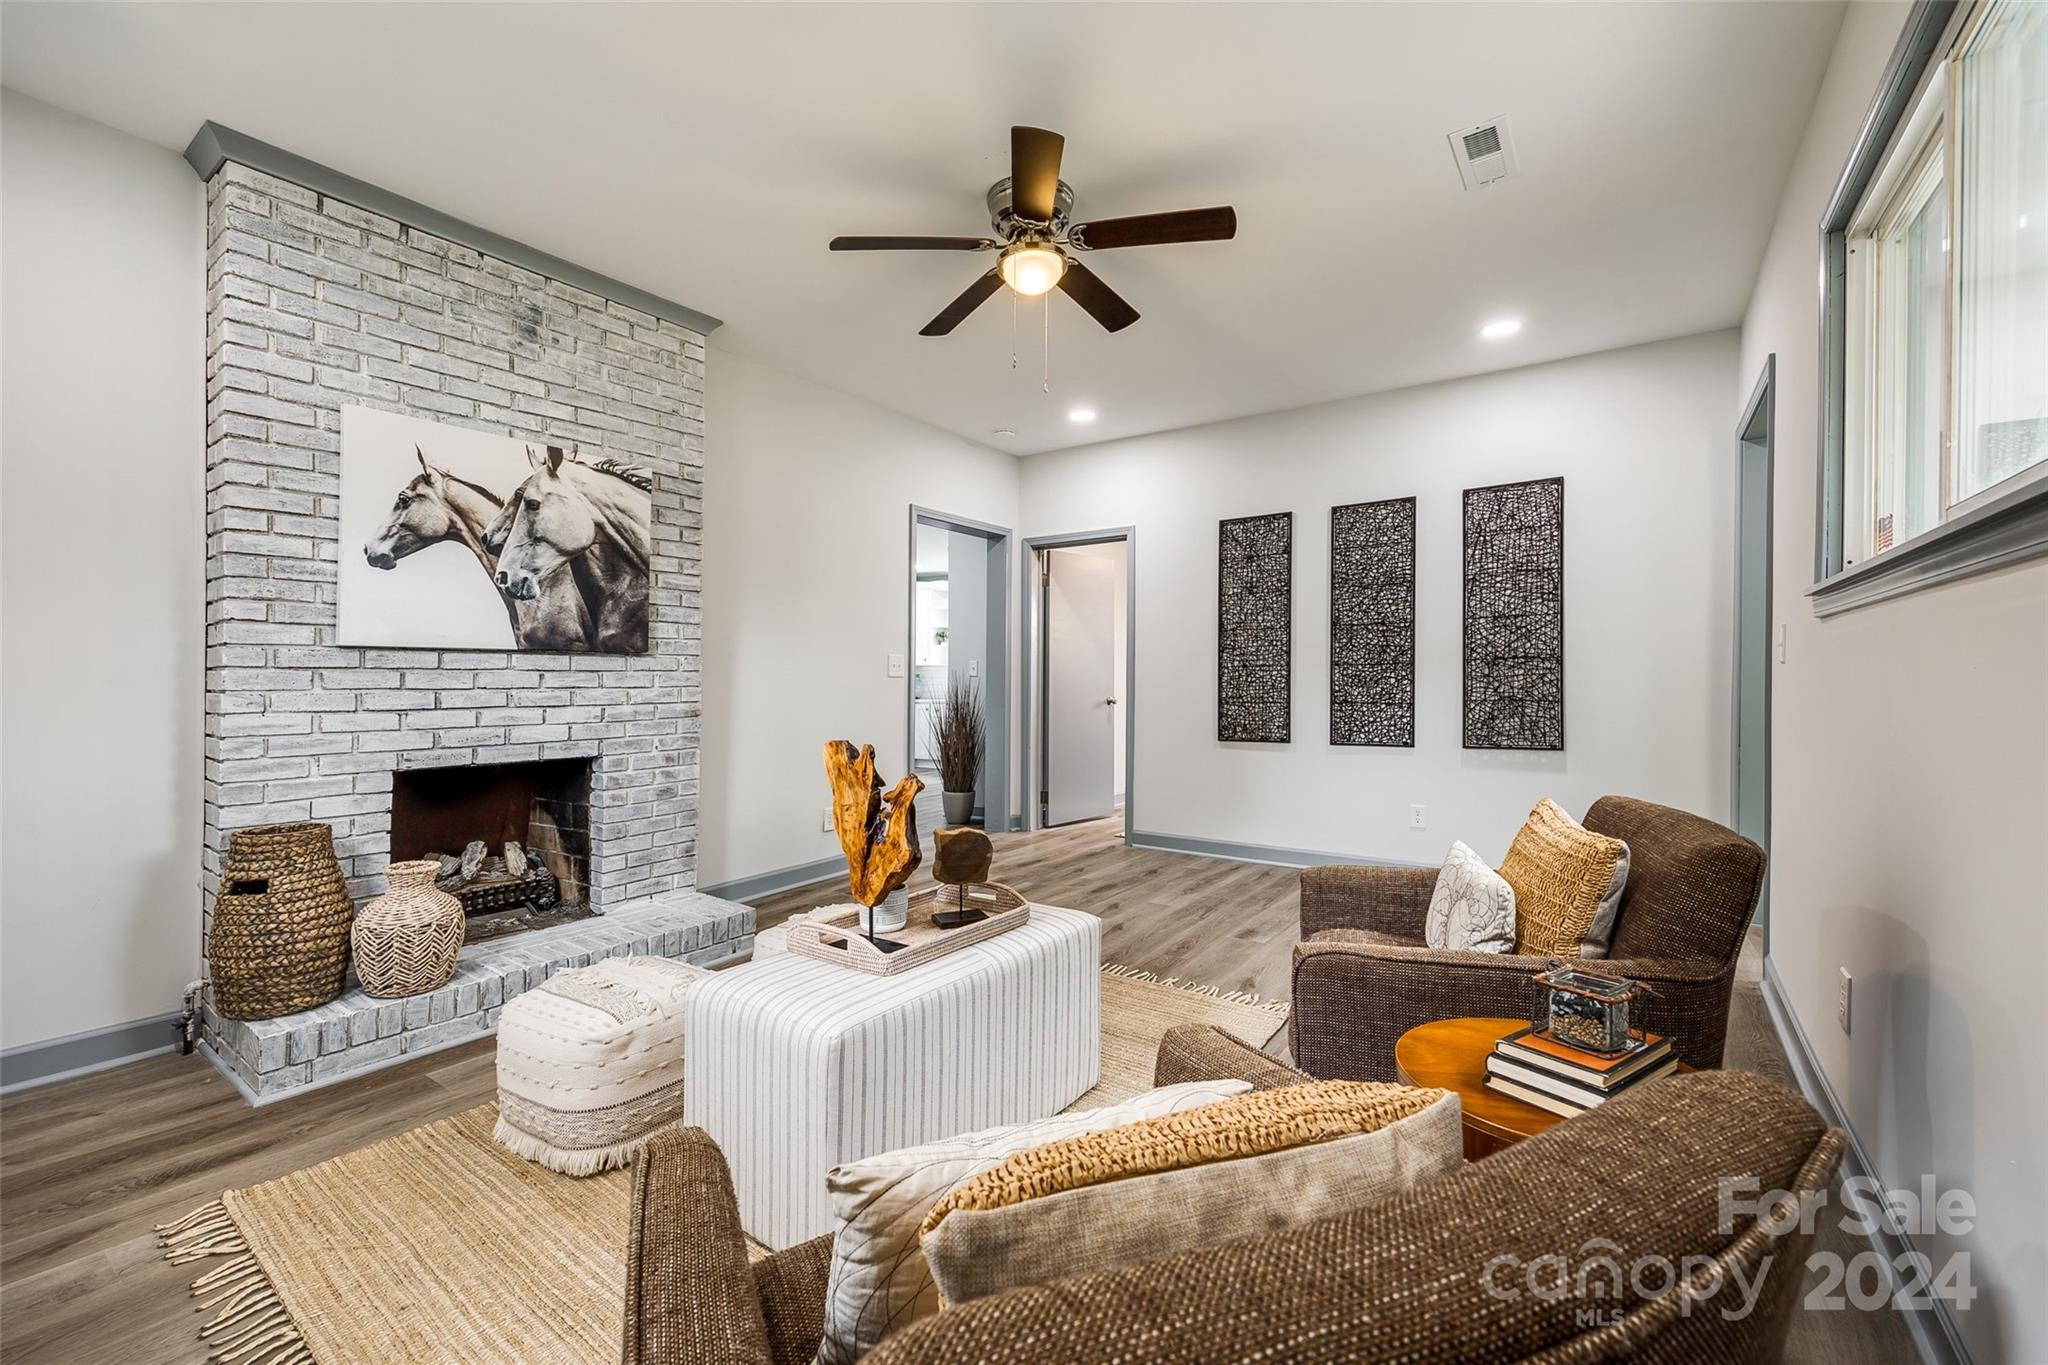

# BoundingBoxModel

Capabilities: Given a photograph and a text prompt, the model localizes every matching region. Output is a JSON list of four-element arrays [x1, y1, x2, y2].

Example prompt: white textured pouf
[[494, 954, 709, 1176], [688, 903, 1101, 1247]]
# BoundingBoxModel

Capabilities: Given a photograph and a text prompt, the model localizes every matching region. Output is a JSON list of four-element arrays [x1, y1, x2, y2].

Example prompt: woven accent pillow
[[1500, 798, 1631, 957], [919, 1081, 1459, 1309], [814, 1079, 1251, 1365], [1425, 840, 1517, 953]]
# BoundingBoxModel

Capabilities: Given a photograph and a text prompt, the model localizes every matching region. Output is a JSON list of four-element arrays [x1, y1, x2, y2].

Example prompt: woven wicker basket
[[354, 861, 465, 998], [206, 821, 354, 1020]]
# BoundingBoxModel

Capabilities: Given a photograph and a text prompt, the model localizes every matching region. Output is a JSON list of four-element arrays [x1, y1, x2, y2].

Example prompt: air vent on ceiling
[[1449, 117, 1519, 191]]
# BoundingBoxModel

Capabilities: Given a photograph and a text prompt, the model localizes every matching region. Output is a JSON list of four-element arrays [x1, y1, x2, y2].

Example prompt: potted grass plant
[[930, 674, 985, 828]]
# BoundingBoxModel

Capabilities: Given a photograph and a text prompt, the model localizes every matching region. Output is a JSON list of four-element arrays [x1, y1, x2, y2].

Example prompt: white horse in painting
[[361, 446, 593, 650]]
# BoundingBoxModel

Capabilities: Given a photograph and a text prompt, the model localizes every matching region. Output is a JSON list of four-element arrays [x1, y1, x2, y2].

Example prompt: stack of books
[[1483, 1026, 1677, 1117]]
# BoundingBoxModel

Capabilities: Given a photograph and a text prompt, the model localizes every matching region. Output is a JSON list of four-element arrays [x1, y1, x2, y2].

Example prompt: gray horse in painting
[[362, 447, 593, 650], [484, 445, 652, 654]]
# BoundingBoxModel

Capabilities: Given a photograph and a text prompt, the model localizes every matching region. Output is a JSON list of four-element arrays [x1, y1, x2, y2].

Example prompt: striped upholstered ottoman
[[493, 955, 708, 1176], [687, 903, 1101, 1247]]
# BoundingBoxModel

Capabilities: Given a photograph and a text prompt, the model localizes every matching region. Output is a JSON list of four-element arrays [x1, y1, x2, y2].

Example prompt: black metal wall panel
[[1330, 497, 1416, 747], [1463, 477, 1564, 750], [1217, 512, 1292, 743]]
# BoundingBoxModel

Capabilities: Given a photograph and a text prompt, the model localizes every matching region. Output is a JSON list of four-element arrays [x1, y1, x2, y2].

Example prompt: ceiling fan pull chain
[[1011, 290, 1018, 370], [1042, 295, 1050, 394]]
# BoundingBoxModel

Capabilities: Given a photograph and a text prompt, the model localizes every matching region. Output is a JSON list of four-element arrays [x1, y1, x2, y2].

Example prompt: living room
[[2, 3, 2043, 1363]]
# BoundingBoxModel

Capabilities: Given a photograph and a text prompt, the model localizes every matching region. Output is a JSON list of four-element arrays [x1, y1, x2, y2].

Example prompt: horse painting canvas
[[338, 406, 653, 653]]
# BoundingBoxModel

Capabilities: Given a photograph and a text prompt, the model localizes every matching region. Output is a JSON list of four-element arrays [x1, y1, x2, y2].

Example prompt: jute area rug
[[159, 967, 1287, 1365]]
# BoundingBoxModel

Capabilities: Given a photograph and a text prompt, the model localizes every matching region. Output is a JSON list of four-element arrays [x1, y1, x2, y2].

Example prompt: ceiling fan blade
[[1068, 206, 1237, 251], [1011, 126, 1065, 223], [1056, 259, 1140, 333], [830, 235, 997, 252], [920, 268, 1004, 336]]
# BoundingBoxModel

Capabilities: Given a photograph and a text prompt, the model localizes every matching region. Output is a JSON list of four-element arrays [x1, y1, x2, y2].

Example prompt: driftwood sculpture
[[824, 741, 925, 907]]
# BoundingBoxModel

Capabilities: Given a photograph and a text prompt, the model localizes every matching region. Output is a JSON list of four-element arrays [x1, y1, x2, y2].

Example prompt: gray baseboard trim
[[1, 1013, 182, 1094], [698, 855, 845, 905], [1126, 830, 1433, 871], [183, 122, 722, 337], [1760, 957, 1974, 1365]]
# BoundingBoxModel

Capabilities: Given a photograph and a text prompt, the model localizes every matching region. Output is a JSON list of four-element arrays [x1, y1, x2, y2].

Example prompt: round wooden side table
[[1394, 1016, 1691, 1160]]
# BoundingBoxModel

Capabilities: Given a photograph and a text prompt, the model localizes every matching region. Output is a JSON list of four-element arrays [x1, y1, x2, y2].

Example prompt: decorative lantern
[[1529, 966, 1650, 1056]]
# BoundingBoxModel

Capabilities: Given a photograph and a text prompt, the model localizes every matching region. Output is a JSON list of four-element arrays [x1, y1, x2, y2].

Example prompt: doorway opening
[[1733, 357, 1774, 930], [908, 507, 1011, 835], [1024, 529, 1135, 835]]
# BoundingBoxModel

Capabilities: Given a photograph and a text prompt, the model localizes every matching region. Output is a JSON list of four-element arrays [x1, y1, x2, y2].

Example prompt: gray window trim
[[1809, 475, 2048, 617], [1808, 0, 2048, 615], [183, 122, 722, 336]]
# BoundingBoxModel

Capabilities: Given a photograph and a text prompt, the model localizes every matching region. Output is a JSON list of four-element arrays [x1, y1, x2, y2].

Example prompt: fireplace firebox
[[390, 759, 595, 942]]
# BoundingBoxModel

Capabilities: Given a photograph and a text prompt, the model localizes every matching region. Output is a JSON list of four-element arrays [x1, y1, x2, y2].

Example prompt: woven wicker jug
[[353, 861, 465, 998], [207, 821, 354, 1020]]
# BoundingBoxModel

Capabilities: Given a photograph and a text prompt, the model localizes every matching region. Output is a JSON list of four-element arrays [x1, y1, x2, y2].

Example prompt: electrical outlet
[[1409, 804, 1427, 830], [1838, 968, 1853, 1035], [887, 652, 906, 679], [968, 658, 979, 678], [821, 806, 834, 833]]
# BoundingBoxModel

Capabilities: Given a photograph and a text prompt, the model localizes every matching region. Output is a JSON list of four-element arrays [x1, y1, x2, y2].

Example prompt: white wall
[[697, 349, 1020, 887], [1740, 6, 2048, 1360], [1021, 330, 1739, 864], [2, 90, 205, 1048]]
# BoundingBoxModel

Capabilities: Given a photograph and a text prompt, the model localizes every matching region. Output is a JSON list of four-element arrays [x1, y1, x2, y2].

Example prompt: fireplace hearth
[[392, 759, 596, 943]]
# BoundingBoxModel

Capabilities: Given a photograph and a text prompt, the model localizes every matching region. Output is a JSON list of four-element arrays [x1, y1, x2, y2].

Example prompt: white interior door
[[1044, 548, 1117, 826]]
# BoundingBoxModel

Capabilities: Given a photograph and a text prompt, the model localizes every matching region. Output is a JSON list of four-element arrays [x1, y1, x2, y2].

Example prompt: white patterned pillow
[[1425, 841, 1517, 953], [815, 1079, 1251, 1364]]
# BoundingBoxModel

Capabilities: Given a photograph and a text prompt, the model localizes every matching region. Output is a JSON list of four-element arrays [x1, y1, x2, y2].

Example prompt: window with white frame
[[1839, 0, 2046, 569]]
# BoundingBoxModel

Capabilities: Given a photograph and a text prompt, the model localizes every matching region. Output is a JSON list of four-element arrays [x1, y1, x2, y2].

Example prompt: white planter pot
[[861, 886, 910, 935]]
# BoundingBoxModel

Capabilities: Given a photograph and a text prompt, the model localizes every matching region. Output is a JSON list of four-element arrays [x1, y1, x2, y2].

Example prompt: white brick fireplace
[[194, 146, 750, 1100]]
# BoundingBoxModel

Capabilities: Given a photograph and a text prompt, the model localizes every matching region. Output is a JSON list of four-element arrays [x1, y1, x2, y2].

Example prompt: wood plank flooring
[[1, 816, 1914, 1363]]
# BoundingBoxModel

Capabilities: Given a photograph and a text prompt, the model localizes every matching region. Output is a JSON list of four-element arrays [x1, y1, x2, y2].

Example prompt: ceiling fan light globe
[[1000, 245, 1066, 297]]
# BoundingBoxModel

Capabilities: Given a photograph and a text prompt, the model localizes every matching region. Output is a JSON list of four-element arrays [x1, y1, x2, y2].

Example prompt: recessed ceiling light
[[1068, 408, 1097, 423], [1480, 319, 1523, 340], [993, 428, 1015, 438]]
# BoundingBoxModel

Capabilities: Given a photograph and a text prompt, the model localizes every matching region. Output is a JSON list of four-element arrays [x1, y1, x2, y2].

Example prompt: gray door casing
[[1733, 356, 1774, 930]]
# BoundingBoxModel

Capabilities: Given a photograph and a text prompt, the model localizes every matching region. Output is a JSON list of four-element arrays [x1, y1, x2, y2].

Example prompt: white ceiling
[[1, 2, 1843, 455]]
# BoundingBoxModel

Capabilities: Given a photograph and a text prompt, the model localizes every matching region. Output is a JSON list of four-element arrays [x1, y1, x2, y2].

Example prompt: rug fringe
[[1102, 962, 1290, 1016], [491, 1115, 649, 1177], [159, 1201, 313, 1365]]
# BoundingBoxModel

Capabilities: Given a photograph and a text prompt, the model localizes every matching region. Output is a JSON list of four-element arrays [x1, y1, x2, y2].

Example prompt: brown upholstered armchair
[[1292, 795, 1766, 1080], [623, 1023, 1841, 1365]]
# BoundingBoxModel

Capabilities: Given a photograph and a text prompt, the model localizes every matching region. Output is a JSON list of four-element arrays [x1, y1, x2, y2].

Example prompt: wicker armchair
[[623, 1024, 1840, 1365], [1291, 795, 1766, 1080]]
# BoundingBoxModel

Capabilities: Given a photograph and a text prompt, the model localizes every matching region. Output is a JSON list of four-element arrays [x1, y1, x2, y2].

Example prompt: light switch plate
[[887, 653, 906, 679], [968, 659, 979, 678], [1776, 624, 1787, 663]]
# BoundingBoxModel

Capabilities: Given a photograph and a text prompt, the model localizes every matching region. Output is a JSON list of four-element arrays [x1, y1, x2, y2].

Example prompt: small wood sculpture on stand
[[823, 740, 924, 952], [931, 827, 995, 929]]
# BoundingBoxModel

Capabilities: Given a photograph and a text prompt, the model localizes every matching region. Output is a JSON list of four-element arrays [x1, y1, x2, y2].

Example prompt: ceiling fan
[[830, 126, 1237, 337]]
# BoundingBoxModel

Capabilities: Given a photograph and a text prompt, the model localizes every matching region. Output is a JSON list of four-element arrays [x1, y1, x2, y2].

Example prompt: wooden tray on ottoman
[[786, 883, 1029, 975]]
